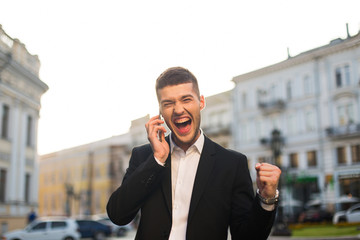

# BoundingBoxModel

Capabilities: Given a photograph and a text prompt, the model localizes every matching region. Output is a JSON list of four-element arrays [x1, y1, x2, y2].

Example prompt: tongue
[[177, 122, 191, 135]]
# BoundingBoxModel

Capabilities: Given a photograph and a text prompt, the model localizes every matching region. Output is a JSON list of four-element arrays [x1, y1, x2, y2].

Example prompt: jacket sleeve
[[106, 145, 167, 225], [230, 153, 277, 240]]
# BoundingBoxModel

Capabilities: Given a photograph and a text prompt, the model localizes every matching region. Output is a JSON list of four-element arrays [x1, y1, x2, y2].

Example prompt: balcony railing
[[258, 99, 286, 115], [326, 122, 360, 139], [202, 123, 230, 137]]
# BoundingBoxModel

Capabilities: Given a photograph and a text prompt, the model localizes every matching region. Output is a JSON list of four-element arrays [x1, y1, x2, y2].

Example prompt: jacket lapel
[[187, 136, 216, 223], [161, 136, 172, 215]]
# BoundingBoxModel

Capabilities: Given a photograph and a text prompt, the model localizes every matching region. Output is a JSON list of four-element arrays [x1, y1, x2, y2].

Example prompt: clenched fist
[[255, 163, 281, 199]]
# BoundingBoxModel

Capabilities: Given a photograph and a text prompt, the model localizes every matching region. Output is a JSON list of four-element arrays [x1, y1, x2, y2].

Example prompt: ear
[[200, 95, 205, 111]]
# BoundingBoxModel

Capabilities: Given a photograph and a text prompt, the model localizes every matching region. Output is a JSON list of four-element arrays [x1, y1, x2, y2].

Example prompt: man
[[107, 67, 281, 240]]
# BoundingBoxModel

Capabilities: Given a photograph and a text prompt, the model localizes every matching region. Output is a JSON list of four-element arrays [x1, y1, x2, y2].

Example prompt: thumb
[[255, 163, 261, 171]]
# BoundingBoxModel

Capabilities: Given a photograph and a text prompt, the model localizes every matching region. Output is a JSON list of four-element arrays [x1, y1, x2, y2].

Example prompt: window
[[51, 221, 66, 229], [287, 113, 297, 135], [289, 153, 299, 168], [242, 92, 247, 109], [351, 145, 360, 163], [26, 115, 33, 147], [337, 147, 347, 165], [336, 67, 342, 87], [0, 169, 6, 202], [82, 167, 87, 179], [305, 110, 316, 131], [1, 105, 10, 139], [335, 64, 351, 88], [303, 75, 314, 95], [307, 151, 317, 167], [338, 104, 354, 125], [25, 173, 30, 203], [275, 156, 282, 167], [270, 84, 278, 100], [32, 222, 46, 231], [286, 81, 293, 100]]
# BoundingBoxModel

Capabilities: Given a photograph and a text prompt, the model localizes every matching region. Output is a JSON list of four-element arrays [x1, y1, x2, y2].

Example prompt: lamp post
[[65, 183, 80, 217], [270, 129, 282, 165], [65, 183, 74, 217], [269, 129, 291, 236]]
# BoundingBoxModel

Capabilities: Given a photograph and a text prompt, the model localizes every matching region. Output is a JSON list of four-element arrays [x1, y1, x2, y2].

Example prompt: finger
[[160, 129, 166, 142], [149, 115, 161, 121]]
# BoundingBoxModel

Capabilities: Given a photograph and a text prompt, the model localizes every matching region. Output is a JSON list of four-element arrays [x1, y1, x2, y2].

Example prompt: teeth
[[175, 118, 189, 124]]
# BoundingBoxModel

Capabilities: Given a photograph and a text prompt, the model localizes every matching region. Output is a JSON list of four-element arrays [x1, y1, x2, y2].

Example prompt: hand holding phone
[[145, 113, 169, 163]]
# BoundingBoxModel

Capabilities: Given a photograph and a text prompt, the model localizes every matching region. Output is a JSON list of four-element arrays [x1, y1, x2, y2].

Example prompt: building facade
[[0, 25, 48, 233], [232, 30, 360, 217], [201, 90, 232, 148], [38, 134, 132, 217], [38, 116, 151, 217]]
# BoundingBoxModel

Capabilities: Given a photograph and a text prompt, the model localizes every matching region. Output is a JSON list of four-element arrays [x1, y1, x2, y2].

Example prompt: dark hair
[[155, 67, 200, 100]]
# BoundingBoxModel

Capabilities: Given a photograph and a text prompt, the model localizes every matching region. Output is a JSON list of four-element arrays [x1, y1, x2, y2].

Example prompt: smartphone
[[158, 112, 163, 142]]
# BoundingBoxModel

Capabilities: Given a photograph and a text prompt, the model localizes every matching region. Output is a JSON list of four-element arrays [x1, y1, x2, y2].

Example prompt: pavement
[[106, 229, 360, 240], [269, 236, 360, 240]]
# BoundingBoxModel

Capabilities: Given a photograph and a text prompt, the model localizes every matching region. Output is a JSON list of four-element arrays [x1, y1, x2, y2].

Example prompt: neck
[[172, 130, 201, 152]]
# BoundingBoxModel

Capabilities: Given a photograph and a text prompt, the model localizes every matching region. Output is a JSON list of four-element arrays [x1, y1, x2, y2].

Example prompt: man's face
[[158, 83, 205, 151]]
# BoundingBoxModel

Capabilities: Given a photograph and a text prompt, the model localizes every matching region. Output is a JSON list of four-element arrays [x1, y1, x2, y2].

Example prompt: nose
[[173, 102, 184, 115]]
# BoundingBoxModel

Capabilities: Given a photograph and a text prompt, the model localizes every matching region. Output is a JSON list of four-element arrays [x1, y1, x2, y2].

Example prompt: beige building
[[38, 134, 132, 217], [0, 25, 48, 233], [38, 116, 150, 217]]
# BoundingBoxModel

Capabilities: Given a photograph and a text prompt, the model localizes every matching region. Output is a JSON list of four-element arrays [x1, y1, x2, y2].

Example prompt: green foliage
[[291, 224, 359, 237]]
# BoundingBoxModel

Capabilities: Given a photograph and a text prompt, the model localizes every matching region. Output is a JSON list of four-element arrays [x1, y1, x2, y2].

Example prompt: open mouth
[[174, 117, 192, 135]]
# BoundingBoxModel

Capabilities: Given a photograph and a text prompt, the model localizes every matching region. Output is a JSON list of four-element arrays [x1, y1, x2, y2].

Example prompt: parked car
[[302, 208, 333, 223], [75, 219, 111, 240], [92, 214, 132, 237], [1, 217, 80, 240], [333, 203, 360, 224]]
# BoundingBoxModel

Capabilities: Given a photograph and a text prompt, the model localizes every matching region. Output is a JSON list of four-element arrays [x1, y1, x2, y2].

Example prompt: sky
[[1, 0, 360, 155]]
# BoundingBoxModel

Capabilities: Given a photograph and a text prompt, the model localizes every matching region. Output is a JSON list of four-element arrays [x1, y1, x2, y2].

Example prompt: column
[[30, 115, 39, 204], [299, 151, 306, 170], [7, 101, 19, 202], [346, 145, 352, 165], [15, 109, 27, 203]]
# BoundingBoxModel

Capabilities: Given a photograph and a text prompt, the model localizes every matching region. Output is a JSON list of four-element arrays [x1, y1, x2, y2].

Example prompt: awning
[[286, 175, 318, 184]]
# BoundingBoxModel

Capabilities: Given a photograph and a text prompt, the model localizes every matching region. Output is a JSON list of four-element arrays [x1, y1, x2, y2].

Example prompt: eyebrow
[[160, 94, 195, 105]]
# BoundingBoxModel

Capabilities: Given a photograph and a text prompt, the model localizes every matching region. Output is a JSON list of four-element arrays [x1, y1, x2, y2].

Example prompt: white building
[[232, 30, 360, 215], [201, 90, 232, 148], [0, 25, 48, 233]]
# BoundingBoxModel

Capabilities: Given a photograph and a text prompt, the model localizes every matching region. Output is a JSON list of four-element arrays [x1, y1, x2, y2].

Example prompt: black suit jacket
[[107, 136, 276, 240]]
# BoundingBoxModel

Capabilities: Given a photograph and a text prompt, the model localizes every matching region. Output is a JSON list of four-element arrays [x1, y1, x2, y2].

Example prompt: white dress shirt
[[168, 133, 204, 240]]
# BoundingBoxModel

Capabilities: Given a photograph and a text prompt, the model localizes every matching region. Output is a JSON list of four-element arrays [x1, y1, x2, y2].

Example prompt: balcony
[[258, 99, 286, 115], [202, 123, 230, 137], [326, 122, 360, 139]]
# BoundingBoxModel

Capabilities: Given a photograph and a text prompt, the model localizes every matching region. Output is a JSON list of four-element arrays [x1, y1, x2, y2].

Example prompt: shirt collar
[[170, 129, 205, 154]]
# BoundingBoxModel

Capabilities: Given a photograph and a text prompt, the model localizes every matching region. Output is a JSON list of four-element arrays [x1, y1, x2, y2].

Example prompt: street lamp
[[268, 129, 291, 236], [64, 183, 80, 217], [65, 183, 74, 217], [270, 129, 283, 164]]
